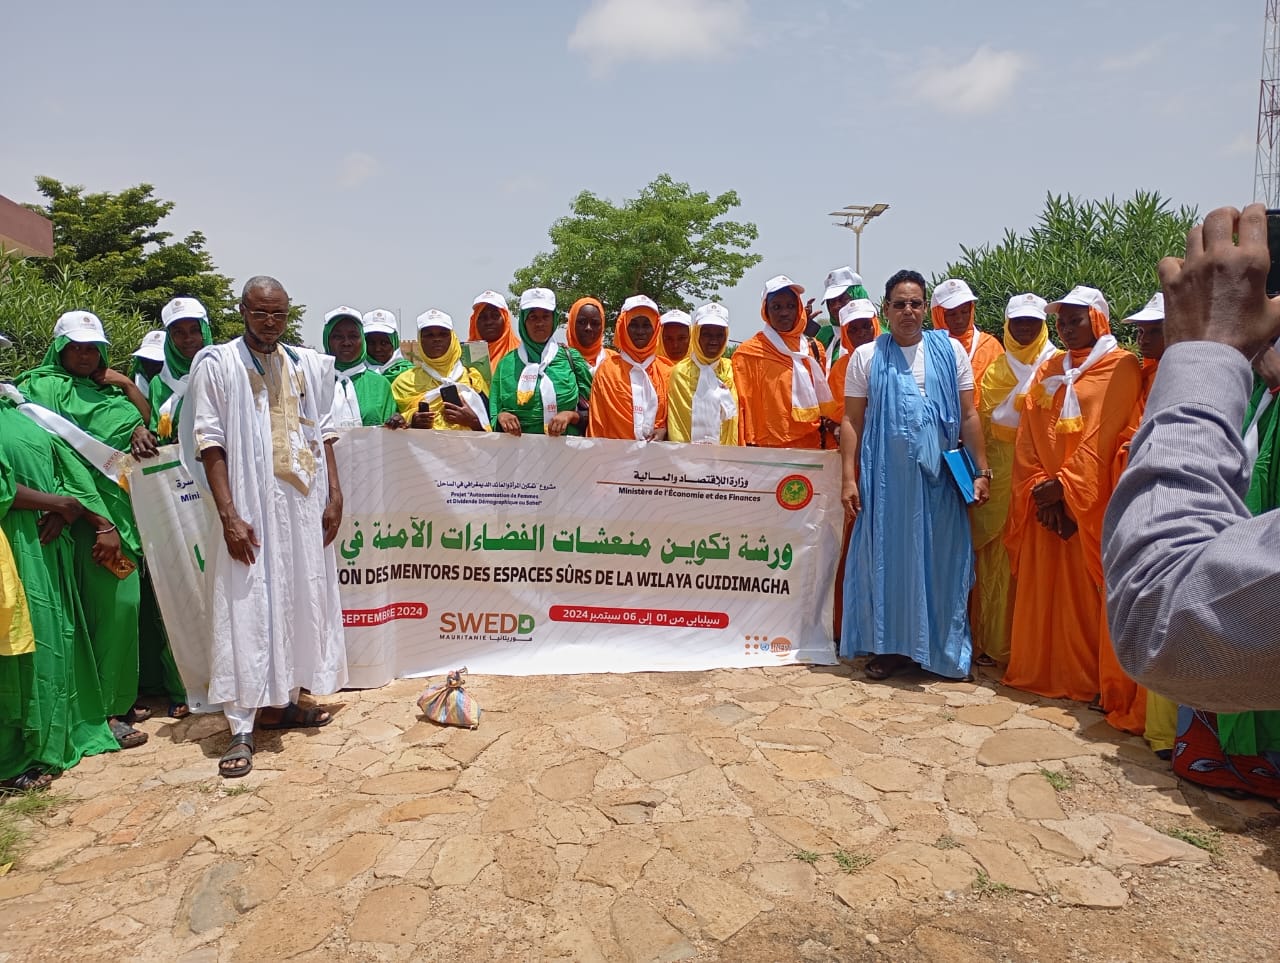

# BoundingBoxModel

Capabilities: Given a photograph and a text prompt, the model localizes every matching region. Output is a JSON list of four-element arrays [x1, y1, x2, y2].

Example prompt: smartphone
[[1268, 209, 1280, 297], [439, 384, 462, 408], [418, 400, 431, 413]]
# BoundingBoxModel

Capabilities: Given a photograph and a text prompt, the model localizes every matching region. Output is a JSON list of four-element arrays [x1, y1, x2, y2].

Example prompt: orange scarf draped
[[587, 303, 669, 439], [566, 297, 614, 369], [468, 300, 521, 371]]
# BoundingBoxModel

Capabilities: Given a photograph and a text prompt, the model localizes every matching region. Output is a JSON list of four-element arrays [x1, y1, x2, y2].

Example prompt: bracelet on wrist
[[95, 523, 117, 535]]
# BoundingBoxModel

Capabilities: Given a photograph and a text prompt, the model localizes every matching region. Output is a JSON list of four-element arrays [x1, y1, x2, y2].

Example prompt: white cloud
[[568, 0, 748, 71], [337, 151, 380, 189], [906, 46, 1027, 115], [1221, 131, 1256, 158]]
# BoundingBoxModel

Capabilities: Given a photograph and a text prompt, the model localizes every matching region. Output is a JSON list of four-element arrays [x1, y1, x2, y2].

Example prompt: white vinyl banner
[[131, 431, 841, 700]]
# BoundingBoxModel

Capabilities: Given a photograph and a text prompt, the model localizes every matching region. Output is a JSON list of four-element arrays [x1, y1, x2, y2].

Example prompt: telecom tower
[[1257, 0, 1280, 206]]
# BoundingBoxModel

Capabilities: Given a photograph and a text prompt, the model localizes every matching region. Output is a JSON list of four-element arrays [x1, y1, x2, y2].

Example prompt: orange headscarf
[[566, 297, 611, 368], [586, 297, 668, 439], [467, 292, 521, 371]]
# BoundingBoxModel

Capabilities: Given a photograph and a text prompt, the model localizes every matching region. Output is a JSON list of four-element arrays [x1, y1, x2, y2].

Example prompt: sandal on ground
[[108, 718, 149, 750], [257, 702, 332, 731], [864, 654, 914, 681], [974, 653, 997, 667], [219, 734, 254, 778], [125, 703, 153, 724], [168, 702, 191, 719], [0, 768, 54, 795], [1087, 698, 1105, 714]]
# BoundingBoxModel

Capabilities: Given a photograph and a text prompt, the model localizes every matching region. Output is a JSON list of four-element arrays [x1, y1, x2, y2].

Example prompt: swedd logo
[[440, 612, 535, 637]]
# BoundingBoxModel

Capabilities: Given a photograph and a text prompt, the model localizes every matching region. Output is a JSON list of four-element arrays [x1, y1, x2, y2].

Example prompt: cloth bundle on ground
[[417, 668, 481, 729]]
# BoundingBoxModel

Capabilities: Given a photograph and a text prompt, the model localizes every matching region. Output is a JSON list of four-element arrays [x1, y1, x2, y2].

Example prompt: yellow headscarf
[[391, 315, 492, 430], [666, 306, 738, 445], [980, 305, 1055, 442]]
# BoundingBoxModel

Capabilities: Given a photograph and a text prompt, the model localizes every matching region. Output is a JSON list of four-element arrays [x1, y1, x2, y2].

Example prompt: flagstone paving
[[2, 662, 1278, 962]]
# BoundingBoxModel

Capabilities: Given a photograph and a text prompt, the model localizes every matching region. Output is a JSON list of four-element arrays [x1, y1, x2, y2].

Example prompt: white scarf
[[414, 357, 491, 429], [331, 362, 366, 429], [990, 343, 1058, 431], [762, 326, 832, 420], [134, 372, 151, 395], [690, 356, 736, 443], [0, 382, 129, 484], [620, 352, 659, 441], [156, 359, 195, 432], [1037, 335, 1118, 431], [370, 349, 404, 376], [516, 341, 560, 427]]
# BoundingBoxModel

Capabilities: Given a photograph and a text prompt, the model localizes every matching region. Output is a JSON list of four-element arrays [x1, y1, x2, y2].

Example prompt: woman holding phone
[[390, 309, 491, 431]]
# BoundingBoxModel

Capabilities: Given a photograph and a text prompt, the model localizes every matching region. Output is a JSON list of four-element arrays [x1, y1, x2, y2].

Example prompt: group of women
[[3, 264, 1277, 804]]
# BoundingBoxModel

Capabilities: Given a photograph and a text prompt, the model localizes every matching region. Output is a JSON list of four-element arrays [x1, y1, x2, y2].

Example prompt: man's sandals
[[219, 734, 254, 778], [864, 654, 915, 681], [258, 703, 332, 730]]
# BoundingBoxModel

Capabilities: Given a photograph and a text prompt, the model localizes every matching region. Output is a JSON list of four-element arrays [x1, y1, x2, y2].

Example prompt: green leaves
[[511, 173, 762, 338], [938, 191, 1197, 336]]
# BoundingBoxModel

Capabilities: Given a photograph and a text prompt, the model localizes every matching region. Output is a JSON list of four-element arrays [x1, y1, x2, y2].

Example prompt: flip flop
[[219, 734, 254, 778], [125, 704, 153, 724], [168, 702, 191, 719], [109, 718, 149, 749], [257, 702, 332, 731]]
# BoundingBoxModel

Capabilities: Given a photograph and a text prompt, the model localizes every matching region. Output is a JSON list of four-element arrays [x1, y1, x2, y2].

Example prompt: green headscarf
[[149, 317, 214, 440], [15, 336, 144, 558], [162, 317, 214, 380], [490, 304, 592, 436], [323, 312, 367, 372]]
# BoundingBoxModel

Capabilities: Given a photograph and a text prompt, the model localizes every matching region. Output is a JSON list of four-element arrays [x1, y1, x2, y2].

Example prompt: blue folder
[[943, 446, 979, 504]]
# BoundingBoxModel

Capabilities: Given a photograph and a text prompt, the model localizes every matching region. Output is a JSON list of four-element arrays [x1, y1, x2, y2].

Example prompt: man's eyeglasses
[[887, 299, 925, 311], [244, 310, 289, 323]]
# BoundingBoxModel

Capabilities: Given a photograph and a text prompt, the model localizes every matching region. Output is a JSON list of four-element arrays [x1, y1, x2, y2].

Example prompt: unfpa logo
[[743, 634, 792, 657]]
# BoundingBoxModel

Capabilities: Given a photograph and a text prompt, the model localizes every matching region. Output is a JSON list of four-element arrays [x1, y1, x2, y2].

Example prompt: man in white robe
[[182, 275, 347, 777]]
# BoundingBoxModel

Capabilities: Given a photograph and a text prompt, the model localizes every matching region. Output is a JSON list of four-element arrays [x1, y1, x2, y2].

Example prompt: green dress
[[488, 309, 593, 436], [1216, 381, 1280, 756], [322, 314, 399, 426], [0, 399, 118, 778], [16, 341, 146, 717]]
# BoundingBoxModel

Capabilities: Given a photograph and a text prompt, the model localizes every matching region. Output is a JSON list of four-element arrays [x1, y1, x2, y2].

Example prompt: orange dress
[[732, 333, 834, 449], [587, 302, 670, 440], [1104, 357, 1162, 736], [1003, 346, 1142, 708], [954, 327, 1005, 410]]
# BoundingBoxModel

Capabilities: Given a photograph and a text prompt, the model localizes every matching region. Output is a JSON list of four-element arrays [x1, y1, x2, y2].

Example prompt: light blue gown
[[840, 330, 973, 679]]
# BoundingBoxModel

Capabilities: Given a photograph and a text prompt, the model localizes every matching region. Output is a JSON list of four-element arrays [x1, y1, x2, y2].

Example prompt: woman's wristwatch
[[976, 468, 994, 480]]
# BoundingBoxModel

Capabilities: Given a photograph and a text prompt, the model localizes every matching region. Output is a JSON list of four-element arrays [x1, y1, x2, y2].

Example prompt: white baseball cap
[[1048, 285, 1110, 322], [54, 310, 109, 345], [763, 275, 804, 298], [823, 266, 863, 302], [473, 290, 508, 311], [1125, 293, 1164, 323], [132, 329, 166, 359], [416, 309, 453, 332], [691, 303, 730, 328], [930, 278, 977, 311], [324, 305, 363, 326], [1004, 293, 1048, 321], [161, 297, 209, 328], [620, 295, 660, 316], [362, 308, 398, 336], [659, 309, 691, 328], [838, 299, 878, 325], [519, 288, 556, 312]]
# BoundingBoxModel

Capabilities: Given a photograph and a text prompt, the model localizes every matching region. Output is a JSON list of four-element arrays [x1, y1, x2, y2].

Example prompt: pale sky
[[3, 0, 1262, 346]]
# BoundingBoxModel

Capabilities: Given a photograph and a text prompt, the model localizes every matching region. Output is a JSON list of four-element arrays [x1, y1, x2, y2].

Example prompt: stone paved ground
[[2, 662, 1279, 962]]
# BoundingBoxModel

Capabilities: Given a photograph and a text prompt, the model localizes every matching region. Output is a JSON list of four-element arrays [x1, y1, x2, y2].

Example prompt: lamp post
[[828, 203, 889, 275]]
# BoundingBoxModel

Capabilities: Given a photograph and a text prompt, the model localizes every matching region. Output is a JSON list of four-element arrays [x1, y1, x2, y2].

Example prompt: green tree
[[511, 174, 762, 338], [938, 191, 1197, 337], [29, 176, 244, 339], [0, 255, 149, 380]]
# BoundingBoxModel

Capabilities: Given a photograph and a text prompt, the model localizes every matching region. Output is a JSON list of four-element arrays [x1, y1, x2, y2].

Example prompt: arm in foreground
[[1102, 204, 1280, 711]]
